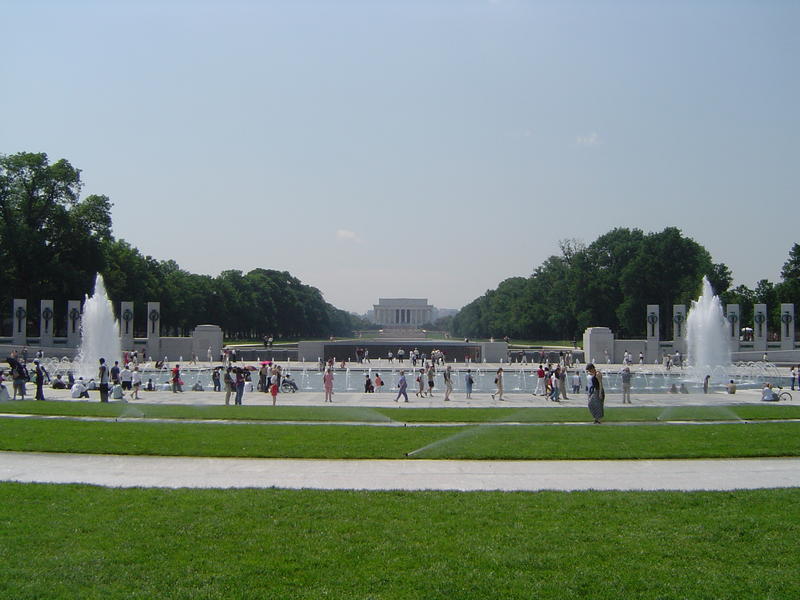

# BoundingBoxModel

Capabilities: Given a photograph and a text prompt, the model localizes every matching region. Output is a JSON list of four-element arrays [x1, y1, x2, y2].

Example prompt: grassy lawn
[[2, 401, 800, 423], [2, 418, 799, 459], [0, 483, 797, 599]]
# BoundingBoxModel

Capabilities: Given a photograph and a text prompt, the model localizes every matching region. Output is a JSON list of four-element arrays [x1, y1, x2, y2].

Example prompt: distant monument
[[371, 298, 434, 329]]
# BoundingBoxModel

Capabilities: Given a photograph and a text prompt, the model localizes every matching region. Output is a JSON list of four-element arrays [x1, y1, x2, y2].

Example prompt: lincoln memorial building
[[372, 298, 434, 328]]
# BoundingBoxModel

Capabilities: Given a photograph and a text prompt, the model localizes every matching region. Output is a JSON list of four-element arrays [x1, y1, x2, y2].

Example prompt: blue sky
[[2, 0, 797, 313]]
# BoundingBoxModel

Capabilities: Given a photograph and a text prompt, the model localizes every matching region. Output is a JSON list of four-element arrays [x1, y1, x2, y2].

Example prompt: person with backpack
[[586, 363, 605, 424], [492, 367, 504, 401]]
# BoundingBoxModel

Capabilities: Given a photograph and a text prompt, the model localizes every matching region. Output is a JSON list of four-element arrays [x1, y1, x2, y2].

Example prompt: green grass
[[2, 400, 799, 423], [2, 418, 799, 459], [1, 483, 797, 599]]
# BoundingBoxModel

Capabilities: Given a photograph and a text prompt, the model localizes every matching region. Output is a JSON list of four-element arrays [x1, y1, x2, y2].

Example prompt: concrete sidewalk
[[2, 451, 799, 492]]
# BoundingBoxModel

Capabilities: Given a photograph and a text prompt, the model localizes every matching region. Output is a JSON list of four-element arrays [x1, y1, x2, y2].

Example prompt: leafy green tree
[[0, 152, 112, 331]]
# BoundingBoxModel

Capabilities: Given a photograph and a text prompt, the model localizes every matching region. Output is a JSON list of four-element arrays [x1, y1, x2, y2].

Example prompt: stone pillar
[[780, 304, 795, 351], [645, 304, 660, 363], [39, 300, 55, 348], [672, 304, 686, 355], [753, 303, 768, 353], [146, 302, 161, 360], [583, 327, 614, 365], [120, 301, 134, 351], [67, 300, 82, 348], [12, 299, 27, 346], [726, 304, 740, 353]]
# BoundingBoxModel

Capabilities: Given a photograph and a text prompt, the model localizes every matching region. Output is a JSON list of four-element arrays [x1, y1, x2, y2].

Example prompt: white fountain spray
[[686, 276, 730, 378], [75, 274, 122, 380]]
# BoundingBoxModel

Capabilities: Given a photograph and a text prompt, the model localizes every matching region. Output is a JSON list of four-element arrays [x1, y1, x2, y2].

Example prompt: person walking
[[269, 371, 278, 405], [586, 363, 605, 423], [416, 368, 426, 398], [323, 368, 334, 402], [571, 370, 581, 395], [171, 364, 183, 393], [212, 368, 221, 392], [395, 370, 409, 403], [235, 368, 245, 405], [492, 367, 504, 401], [110, 361, 121, 387], [426, 364, 436, 396], [549, 367, 560, 402], [443, 365, 453, 402], [465, 369, 474, 399], [621, 366, 632, 404], [131, 366, 142, 400], [8, 351, 27, 400], [98, 358, 109, 403], [374, 373, 384, 393], [223, 367, 234, 405], [558, 366, 568, 400], [534, 365, 545, 396]]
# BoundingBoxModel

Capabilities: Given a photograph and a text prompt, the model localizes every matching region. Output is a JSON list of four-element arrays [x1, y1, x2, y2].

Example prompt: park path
[[1, 451, 799, 492]]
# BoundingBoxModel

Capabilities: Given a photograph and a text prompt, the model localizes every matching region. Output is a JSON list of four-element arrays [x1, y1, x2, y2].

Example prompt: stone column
[[645, 304, 660, 363], [753, 303, 768, 353], [12, 299, 27, 346], [726, 304, 740, 353], [584, 327, 614, 365], [780, 304, 795, 351], [120, 301, 134, 351], [146, 302, 161, 361], [40, 300, 55, 348], [67, 301, 82, 348], [672, 304, 686, 355]]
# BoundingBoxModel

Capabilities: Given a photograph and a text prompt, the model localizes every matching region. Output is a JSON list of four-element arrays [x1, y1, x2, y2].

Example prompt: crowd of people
[[4, 346, 799, 423]]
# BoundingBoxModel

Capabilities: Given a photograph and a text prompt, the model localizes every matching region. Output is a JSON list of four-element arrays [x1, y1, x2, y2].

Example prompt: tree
[[0, 152, 112, 329], [780, 243, 800, 281]]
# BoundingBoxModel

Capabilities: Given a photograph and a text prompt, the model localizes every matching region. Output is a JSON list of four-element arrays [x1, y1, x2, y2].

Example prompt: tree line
[[0, 152, 366, 339], [450, 227, 800, 341]]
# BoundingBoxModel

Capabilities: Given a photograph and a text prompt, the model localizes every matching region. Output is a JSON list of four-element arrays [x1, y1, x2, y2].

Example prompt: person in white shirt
[[131, 367, 142, 399], [120, 366, 133, 391], [71, 378, 89, 399], [572, 371, 581, 394]]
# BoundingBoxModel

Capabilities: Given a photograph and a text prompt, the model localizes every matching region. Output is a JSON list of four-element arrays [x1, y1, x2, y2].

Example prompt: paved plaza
[[3, 452, 799, 492], [2, 359, 798, 492]]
